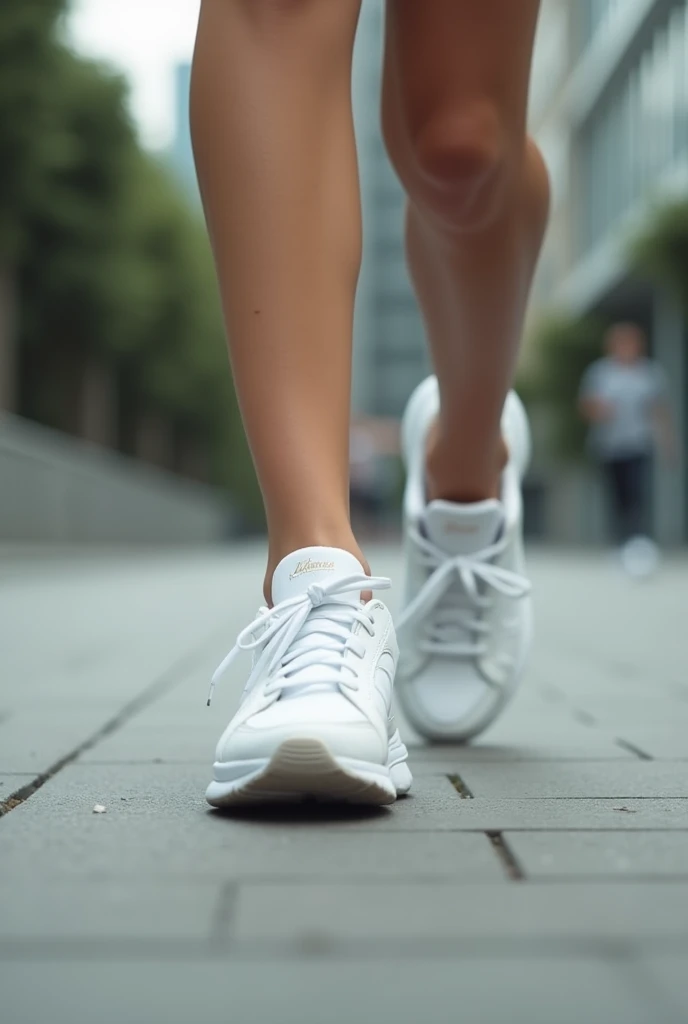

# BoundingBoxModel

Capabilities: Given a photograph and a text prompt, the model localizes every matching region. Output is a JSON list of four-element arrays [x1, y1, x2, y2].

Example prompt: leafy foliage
[[19, 51, 139, 360], [524, 197, 688, 463], [522, 314, 606, 459], [1, 6, 261, 521], [628, 198, 688, 313], [0, 0, 66, 260]]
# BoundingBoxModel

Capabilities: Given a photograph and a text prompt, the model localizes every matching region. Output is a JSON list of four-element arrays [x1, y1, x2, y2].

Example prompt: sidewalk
[[1, 545, 687, 1023]]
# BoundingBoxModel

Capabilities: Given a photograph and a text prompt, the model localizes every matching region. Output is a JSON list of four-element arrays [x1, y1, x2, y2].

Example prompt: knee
[[385, 101, 515, 232], [241, 0, 319, 11], [237, 0, 331, 29]]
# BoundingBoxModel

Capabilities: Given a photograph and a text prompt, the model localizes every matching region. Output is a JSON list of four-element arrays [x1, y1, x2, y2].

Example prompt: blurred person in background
[[579, 323, 676, 578], [192, 1, 549, 807], [349, 419, 397, 540], [349, 422, 382, 533]]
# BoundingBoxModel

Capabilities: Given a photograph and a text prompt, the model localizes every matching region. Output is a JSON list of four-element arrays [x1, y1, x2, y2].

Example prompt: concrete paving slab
[[442, 761, 688, 799], [0, 762, 214, 824], [442, 798, 688, 831], [406, 715, 632, 760], [0, 775, 35, 788], [0, 808, 505, 882], [2, 547, 688, 1023], [0, 958, 667, 1024], [234, 882, 688, 942], [3, 766, 687, 838], [0, 553, 244, 777], [477, 719, 628, 755], [615, 728, 688, 759], [566, 695, 688, 723], [506, 831, 688, 878], [76, 720, 220, 764], [0, 712, 121, 774], [408, 743, 634, 762], [642, 955, 688, 1019], [0, 879, 221, 940]]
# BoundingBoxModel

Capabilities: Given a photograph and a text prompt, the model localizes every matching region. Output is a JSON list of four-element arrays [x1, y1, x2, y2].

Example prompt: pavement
[[1, 543, 687, 1024]]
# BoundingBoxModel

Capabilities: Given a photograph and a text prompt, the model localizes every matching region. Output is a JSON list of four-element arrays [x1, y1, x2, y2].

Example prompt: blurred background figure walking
[[579, 323, 676, 577]]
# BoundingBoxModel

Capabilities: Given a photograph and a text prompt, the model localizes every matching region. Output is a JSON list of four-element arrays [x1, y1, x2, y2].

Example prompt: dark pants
[[602, 453, 651, 543]]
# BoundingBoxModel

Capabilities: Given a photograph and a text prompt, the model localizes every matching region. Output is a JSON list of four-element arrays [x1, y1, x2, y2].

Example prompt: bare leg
[[191, 0, 363, 599], [382, 0, 550, 502]]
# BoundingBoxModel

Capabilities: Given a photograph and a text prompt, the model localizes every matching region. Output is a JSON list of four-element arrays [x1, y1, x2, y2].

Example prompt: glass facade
[[352, 0, 428, 418], [579, 0, 688, 253], [368, 139, 428, 418], [580, 0, 627, 47]]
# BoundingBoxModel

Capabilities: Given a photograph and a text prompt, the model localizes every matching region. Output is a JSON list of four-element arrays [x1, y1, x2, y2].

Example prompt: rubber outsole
[[206, 738, 405, 808]]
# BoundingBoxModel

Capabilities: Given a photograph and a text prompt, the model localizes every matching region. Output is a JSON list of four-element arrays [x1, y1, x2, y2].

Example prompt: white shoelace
[[397, 524, 530, 658], [207, 572, 390, 705]]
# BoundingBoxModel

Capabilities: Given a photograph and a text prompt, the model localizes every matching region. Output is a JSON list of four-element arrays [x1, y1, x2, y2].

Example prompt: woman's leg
[[191, 0, 363, 600], [603, 459, 627, 544], [382, 0, 549, 502], [627, 454, 651, 539]]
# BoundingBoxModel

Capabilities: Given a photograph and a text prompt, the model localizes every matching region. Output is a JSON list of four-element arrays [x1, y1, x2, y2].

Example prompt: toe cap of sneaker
[[398, 662, 505, 742], [215, 695, 387, 764]]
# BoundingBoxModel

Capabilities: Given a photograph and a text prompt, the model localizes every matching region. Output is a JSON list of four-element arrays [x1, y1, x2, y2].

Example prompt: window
[[578, 0, 688, 254]]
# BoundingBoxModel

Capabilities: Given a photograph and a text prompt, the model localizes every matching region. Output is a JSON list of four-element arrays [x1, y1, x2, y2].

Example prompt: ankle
[[425, 424, 508, 504]]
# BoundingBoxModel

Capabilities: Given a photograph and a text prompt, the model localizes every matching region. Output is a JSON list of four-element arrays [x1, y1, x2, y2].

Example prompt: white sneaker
[[396, 376, 533, 743], [621, 535, 660, 579], [205, 546, 412, 807]]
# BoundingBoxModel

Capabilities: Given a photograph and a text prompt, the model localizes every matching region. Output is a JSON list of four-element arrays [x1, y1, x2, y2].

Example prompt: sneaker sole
[[206, 735, 412, 808]]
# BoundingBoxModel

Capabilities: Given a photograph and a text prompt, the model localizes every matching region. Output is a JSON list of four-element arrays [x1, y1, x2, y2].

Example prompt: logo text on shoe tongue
[[289, 558, 335, 580], [443, 523, 479, 534]]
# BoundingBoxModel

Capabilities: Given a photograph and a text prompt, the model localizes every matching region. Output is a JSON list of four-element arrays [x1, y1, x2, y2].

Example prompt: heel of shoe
[[403, 378, 531, 483], [387, 728, 413, 795], [503, 390, 531, 481], [401, 376, 439, 471]]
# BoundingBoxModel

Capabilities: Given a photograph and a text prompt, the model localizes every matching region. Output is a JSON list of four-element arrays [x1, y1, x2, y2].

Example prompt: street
[[1, 544, 688, 1023]]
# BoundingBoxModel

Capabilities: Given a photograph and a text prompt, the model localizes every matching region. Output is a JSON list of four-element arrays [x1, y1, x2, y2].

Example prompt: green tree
[[3, 12, 260, 521], [523, 314, 605, 459], [0, 0, 66, 410], [18, 48, 142, 432], [0, 0, 65, 260], [111, 153, 261, 518], [628, 198, 688, 313]]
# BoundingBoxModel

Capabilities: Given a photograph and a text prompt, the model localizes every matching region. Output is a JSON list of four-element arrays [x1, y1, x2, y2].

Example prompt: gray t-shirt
[[579, 357, 667, 459]]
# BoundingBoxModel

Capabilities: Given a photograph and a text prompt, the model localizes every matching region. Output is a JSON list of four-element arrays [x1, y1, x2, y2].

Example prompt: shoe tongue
[[423, 499, 504, 556], [271, 546, 365, 607]]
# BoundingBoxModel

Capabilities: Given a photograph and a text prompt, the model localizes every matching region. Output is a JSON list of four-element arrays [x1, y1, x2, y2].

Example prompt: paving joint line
[[486, 831, 525, 881], [572, 708, 597, 727], [447, 773, 474, 799], [0, 935, 668, 962], [615, 738, 654, 761], [209, 882, 239, 947]]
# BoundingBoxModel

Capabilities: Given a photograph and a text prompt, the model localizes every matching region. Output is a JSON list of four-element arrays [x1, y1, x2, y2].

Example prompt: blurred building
[[532, 0, 688, 544], [352, 0, 429, 419]]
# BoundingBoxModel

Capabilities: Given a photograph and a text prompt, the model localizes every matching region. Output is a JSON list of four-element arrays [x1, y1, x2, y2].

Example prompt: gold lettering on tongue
[[289, 558, 336, 580]]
